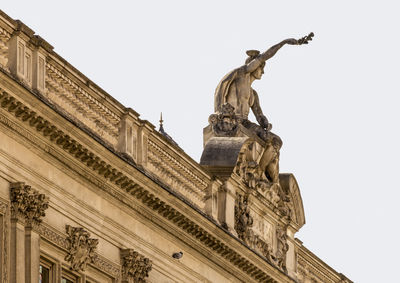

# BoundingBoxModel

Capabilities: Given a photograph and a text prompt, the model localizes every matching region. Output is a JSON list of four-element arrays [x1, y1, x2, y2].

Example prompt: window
[[39, 255, 56, 283], [39, 265, 50, 283], [61, 278, 74, 283], [61, 269, 78, 283]]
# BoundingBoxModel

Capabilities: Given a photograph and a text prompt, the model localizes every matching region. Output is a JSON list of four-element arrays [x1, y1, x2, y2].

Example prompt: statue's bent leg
[[241, 120, 269, 141], [266, 153, 280, 184]]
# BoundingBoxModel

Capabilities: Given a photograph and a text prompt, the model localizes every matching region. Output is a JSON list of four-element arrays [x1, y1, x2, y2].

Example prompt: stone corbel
[[121, 248, 152, 283]]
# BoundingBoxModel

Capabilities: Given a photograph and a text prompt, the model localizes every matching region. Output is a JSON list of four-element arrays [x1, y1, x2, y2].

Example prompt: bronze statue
[[212, 33, 313, 187]]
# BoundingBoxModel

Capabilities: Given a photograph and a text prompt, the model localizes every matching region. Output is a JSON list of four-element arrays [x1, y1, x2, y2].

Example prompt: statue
[[212, 33, 314, 187]]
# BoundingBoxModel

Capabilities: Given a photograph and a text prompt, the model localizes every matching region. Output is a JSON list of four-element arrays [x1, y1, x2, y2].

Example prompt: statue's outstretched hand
[[297, 32, 314, 45]]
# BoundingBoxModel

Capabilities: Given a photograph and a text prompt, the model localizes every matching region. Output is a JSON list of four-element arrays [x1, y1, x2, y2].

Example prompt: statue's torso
[[225, 70, 254, 120]]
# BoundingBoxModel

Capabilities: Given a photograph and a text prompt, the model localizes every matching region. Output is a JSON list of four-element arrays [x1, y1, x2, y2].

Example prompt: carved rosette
[[121, 249, 152, 283], [10, 182, 49, 226], [65, 225, 99, 271]]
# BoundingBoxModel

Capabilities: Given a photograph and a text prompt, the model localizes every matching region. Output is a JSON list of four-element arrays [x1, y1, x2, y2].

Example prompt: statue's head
[[246, 50, 265, 80]]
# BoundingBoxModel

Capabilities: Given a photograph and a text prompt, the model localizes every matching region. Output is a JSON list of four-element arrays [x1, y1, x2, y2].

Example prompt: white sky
[[3, 1, 400, 282]]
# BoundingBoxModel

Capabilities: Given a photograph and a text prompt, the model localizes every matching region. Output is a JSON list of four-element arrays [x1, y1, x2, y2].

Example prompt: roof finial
[[157, 112, 179, 147], [159, 112, 164, 132]]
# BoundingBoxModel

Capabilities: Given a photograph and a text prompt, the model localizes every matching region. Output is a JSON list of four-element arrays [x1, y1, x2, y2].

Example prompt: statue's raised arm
[[214, 32, 314, 123], [246, 32, 314, 74]]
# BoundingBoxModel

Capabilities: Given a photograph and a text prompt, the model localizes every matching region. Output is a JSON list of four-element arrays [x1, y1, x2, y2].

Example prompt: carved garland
[[0, 87, 280, 283], [121, 249, 152, 283]]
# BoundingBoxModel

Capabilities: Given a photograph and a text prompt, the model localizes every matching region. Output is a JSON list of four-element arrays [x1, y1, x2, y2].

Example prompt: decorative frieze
[[121, 249, 152, 283], [147, 138, 207, 208], [65, 225, 99, 272], [10, 182, 49, 226], [45, 62, 120, 146], [93, 254, 121, 278]]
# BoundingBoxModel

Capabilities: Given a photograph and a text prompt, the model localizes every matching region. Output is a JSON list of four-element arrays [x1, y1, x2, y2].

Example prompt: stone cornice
[[0, 79, 294, 282], [295, 239, 352, 283]]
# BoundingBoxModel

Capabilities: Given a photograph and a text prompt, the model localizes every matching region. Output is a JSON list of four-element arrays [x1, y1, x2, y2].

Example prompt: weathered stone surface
[[200, 137, 247, 167], [0, 10, 351, 283]]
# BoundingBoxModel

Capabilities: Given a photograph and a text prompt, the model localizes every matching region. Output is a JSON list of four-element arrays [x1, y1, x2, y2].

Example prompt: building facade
[[0, 10, 351, 283]]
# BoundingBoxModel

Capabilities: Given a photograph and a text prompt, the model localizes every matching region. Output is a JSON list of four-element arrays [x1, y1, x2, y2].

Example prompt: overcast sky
[[3, 1, 400, 282]]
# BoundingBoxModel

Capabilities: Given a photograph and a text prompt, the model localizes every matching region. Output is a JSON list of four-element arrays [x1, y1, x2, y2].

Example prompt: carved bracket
[[65, 225, 98, 271], [121, 249, 152, 283], [10, 182, 49, 226]]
